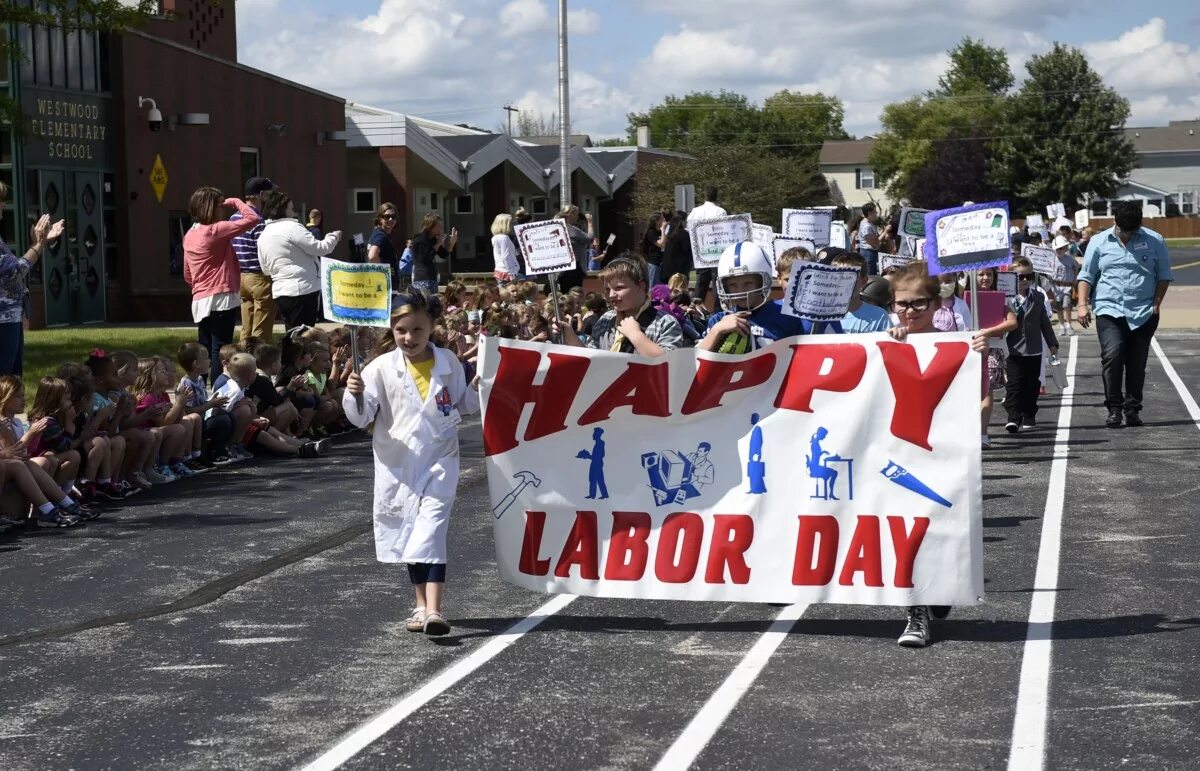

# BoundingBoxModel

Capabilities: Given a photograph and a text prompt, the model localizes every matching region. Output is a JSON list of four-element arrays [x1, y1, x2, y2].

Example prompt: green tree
[[2, 1, 161, 127], [625, 90, 753, 150], [990, 43, 1137, 212], [869, 37, 1012, 206]]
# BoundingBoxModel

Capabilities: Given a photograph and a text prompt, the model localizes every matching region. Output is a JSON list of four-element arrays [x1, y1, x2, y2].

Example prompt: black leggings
[[408, 563, 447, 584], [275, 292, 321, 331]]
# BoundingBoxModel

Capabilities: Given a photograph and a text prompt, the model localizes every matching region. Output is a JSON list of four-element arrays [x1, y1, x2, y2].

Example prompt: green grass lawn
[[1167, 238, 1200, 248], [22, 327, 198, 385]]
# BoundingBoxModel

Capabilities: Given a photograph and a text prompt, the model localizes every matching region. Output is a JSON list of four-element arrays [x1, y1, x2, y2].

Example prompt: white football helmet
[[717, 241, 774, 311]]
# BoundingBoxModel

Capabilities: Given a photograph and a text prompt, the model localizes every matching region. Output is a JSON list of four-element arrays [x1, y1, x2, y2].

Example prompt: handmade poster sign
[[320, 258, 392, 327], [1046, 202, 1067, 220], [1074, 209, 1089, 230], [922, 202, 1011, 273], [1024, 213, 1045, 231], [478, 332, 984, 606], [782, 260, 859, 322], [690, 214, 753, 268], [751, 223, 775, 253], [899, 235, 919, 258], [516, 220, 576, 276], [772, 237, 816, 262], [899, 207, 929, 238], [879, 252, 917, 273], [782, 208, 833, 247], [830, 221, 849, 250], [995, 271, 1018, 298], [1020, 243, 1058, 278]]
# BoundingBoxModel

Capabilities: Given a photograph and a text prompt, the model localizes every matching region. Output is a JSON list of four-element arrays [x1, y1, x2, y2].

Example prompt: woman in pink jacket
[[183, 187, 260, 384]]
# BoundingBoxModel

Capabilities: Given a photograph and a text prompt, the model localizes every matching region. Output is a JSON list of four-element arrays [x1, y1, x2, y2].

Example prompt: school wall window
[[532, 198, 548, 216], [1090, 199, 1109, 217], [352, 188, 377, 214], [239, 148, 260, 185], [13, 2, 105, 92], [454, 194, 473, 215], [855, 168, 875, 190]]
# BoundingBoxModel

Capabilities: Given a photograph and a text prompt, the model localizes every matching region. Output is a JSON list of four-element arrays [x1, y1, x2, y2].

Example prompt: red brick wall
[[108, 32, 346, 322]]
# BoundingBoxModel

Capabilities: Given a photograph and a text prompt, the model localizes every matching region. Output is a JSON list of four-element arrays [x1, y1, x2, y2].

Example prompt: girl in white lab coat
[[344, 289, 479, 636]]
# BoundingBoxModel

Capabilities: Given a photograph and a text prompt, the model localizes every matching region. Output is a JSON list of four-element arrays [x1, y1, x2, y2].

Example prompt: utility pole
[[503, 104, 520, 135], [557, 0, 571, 211]]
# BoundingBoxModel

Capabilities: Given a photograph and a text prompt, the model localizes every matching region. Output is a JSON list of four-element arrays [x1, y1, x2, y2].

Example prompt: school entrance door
[[37, 170, 106, 326]]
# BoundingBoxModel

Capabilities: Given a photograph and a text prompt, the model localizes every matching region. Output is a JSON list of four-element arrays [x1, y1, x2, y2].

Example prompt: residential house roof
[[1125, 120, 1200, 154], [819, 138, 876, 166]]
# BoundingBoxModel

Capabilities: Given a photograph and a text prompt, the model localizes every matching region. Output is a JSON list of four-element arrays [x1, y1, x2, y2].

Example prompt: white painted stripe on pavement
[[1007, 334, 1079, 771], [299, 594, 576, 771], [654, 603, 809, 771], [1151, 338, 1200, 431]]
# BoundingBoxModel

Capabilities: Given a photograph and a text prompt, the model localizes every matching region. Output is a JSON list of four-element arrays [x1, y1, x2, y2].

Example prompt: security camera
[[139, 96, 162, 132]]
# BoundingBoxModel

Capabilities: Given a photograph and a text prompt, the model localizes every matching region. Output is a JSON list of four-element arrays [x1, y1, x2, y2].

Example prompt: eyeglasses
[[891, 298, 932, 313]]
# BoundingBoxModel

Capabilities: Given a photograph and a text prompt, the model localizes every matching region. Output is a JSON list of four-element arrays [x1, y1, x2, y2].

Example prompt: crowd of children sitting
[[0, 325, 372, 532]]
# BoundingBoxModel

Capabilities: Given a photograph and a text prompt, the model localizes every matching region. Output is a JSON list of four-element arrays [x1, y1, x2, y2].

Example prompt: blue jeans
[[859, 248, 879, 276], [647, 262, 663, 288], [0, 321, 23, 376], [412, 279, 439, 297]]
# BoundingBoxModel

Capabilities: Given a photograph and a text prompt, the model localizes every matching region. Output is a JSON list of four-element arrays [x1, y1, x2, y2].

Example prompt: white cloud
[[236, 1, 1200, 139]]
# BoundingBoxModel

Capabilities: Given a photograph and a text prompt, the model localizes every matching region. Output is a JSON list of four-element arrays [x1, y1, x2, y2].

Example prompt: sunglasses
[[1017, 274, 1033, 281], [381, 214, 397, 221], [891, 297, 932, 313]]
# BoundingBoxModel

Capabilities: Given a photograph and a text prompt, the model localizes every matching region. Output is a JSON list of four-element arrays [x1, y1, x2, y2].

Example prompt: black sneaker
[[211, 452, 236, 466], [38, 509, 81, 528], [1020, 417, 1037, 430], [1106, 408, 1123, 428], [60, 502, 101, 521], [298, 441, 320, 459], [930, 605, 952, 619], [1005, 420, 1019, 433], [898, 605, 931, 648], [1124, 411, 1144, 427]]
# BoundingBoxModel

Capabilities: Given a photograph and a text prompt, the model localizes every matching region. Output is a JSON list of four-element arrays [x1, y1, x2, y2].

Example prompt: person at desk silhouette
[[807, 427, 840, 500]]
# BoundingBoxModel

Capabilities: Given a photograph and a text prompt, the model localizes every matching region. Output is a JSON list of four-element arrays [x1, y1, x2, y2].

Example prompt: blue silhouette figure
[[578, 427, 609, 500], [747, 413, 767, 494], [807, 427, 853, 501]]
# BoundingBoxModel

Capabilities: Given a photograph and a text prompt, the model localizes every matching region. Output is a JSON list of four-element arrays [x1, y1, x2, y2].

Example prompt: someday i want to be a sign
[[479, 333, 983, 607]]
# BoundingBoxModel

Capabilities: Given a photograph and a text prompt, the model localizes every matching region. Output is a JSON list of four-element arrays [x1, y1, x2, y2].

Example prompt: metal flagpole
[[551, 0, 570, 343]]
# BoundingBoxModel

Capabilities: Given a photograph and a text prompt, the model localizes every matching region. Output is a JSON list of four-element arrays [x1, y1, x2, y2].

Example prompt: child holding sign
[[344, 289, 480, 637], [889, 262, 989, 647]]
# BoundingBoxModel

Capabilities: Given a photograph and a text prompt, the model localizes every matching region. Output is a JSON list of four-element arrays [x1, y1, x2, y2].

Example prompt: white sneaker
[[898, 605, 931, 648], [143, 468, 169, 484], [131, 471, 154, 490]]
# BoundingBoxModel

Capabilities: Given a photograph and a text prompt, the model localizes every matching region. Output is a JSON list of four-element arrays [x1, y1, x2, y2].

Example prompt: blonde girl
[[133, 357, 194, 481]]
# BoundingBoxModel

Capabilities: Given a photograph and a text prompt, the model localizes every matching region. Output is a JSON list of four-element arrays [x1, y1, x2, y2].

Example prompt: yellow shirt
[[406, 357, 435, 402]]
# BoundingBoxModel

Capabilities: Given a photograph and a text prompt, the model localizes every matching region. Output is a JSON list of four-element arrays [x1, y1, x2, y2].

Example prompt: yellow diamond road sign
[[150, 154, 168, 203]]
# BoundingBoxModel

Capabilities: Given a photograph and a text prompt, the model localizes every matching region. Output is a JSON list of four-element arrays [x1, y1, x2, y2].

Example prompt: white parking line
[[654, 603, 809, 771], [298, 594, 576, 771], [1151, 338, 1200, 431], [1007, 334, 1079, 771]]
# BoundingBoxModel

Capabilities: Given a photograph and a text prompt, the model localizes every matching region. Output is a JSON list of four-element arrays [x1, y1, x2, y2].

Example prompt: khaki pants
[[240, 272, 276, 343]]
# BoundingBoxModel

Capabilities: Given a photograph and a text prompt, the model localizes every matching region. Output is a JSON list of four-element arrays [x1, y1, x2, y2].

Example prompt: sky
[[234, 0, 1200, 140]]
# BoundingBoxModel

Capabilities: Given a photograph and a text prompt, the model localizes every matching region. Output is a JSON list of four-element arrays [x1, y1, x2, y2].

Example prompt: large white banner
[[479, 334, 984, 606]]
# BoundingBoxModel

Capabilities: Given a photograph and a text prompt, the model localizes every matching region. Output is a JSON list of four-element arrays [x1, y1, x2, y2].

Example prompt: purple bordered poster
[[922, 202, 1012, 274]]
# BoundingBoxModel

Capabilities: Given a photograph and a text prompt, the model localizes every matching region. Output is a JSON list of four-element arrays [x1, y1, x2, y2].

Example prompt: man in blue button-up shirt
[[1077, 201, 1173, 428]]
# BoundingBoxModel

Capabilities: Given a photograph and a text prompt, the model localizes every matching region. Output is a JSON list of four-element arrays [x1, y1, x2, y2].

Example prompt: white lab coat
[[342, 345, 479, 564]]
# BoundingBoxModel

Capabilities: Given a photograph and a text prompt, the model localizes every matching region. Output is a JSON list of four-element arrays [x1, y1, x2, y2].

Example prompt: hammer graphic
[[493, 470, 542, 520]]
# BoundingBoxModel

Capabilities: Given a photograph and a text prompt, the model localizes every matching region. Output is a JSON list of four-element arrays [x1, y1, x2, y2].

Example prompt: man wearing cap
[[233, 176, 277, 343], [1077, 201, 1173, 428]]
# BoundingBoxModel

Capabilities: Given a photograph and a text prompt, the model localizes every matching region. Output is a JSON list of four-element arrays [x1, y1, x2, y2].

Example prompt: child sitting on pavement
[[250, 343, 303, 434], [176, 342, 233, 467], [214, 353, 328, 458]]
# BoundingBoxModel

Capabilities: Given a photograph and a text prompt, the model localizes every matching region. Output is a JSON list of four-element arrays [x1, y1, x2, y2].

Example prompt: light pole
[[557, 0, 571, 211]]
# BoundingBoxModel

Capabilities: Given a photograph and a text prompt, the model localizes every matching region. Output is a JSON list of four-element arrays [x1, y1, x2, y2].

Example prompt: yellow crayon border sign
[[321, 258, 392, 328]]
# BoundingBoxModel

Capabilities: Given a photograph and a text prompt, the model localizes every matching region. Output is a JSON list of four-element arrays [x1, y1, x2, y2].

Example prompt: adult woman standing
[[490, 213, 520, 284], [257, 189, 342, 330], [639, 213, 665, 287], [659, 213, 693, 286], [409, 212, 457, 296], [0, 182, 65, 376], [554, 205, 593, 292], [367, 203, 400, 279], [183, 187, 260, 384]]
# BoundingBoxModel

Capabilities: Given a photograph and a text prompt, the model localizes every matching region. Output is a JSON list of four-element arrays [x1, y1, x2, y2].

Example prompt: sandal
[[405, 607, 426, 633], [423, 611, 450, 636]]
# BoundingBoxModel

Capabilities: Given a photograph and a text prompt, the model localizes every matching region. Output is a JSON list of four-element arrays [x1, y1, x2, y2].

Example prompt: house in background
[[1087, 119, 1200, 220], [818, 138, 894, 215]]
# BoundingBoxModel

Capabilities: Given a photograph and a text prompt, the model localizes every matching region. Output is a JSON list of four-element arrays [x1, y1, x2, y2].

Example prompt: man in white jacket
[[256, 189, 342, 330]]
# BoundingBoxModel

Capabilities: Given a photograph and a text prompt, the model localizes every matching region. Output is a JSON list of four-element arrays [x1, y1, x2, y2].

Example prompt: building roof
[[434, 134, 503, 160], [517, 134, 593, 148], [587, 149, 634, 173], [1125, 120, 1200, 154], [819, 138, 876, 166]]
